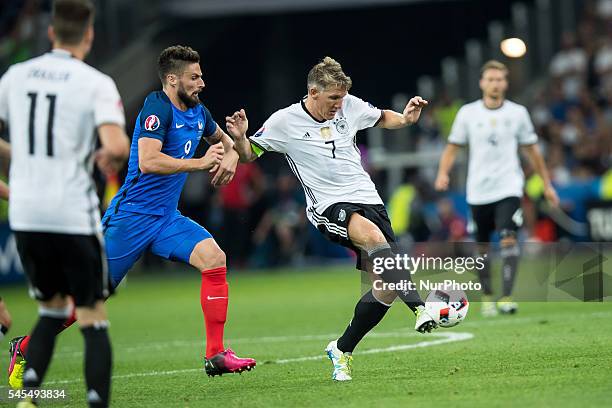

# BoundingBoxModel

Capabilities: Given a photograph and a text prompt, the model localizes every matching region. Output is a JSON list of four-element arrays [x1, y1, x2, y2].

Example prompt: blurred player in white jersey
[[435, 60, 559, 316], [0, 0, 130, 406], [227, 57, 435, 382], [0, 138, 8, 199]]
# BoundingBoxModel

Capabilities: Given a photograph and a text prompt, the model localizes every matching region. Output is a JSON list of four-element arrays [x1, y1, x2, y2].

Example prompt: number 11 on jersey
[[27, 92, 57, 157]]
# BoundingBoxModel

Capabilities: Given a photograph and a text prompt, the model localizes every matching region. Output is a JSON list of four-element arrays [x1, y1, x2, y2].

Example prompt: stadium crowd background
[[0, 0, 611, 274]]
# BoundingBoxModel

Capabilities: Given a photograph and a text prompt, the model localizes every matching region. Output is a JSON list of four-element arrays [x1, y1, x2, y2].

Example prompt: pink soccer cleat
[[204, 348, 256, 377]]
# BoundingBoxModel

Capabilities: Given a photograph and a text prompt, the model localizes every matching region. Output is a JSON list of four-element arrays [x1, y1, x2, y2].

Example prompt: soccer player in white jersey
[[0, 1, 130, 406], [227, 57, 436, 381], [435, 60, 559, 316]]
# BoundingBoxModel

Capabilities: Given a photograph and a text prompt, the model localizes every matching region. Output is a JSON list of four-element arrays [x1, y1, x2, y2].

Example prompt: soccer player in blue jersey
[[102, 45, 256, 375], [11, 45, 256, 381]]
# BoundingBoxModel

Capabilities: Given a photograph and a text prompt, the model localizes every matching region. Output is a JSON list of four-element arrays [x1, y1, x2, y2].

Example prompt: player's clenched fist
[[201, 142, 224, 172], [434, 173, 450, 191]]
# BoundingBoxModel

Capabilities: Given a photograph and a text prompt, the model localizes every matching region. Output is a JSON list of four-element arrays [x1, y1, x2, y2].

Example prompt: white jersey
[[249, 94, 384, 227], [448, 99, 537, 205], [0, 49, 125, 234]]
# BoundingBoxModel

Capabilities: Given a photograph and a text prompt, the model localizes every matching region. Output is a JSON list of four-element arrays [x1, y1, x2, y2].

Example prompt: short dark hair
[[52, 0, 95, 45], [157, 46, 200, 83]]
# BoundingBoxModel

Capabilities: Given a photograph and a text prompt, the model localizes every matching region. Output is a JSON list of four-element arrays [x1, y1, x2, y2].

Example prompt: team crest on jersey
[[198, 121, 203, 130], [254, 127, 265, 137], [334, 118, 349, 135], [144, 114, 160, 131], [338, 209, 347, 222]]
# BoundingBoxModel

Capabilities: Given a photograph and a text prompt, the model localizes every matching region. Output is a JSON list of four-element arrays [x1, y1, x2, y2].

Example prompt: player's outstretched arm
[[138, 137, 224, 175], [376, 96, 429, 129], [435, 144, 461, 191], [521, 144, 560, 207], [226, 109, 258, 163]]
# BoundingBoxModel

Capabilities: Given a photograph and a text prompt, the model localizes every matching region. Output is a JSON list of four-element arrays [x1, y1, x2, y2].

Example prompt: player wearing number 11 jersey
[[0, 0, 130, 405]]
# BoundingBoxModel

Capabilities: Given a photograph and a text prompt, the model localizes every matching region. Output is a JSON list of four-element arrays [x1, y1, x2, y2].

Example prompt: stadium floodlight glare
[[500, 37, 527, 58]]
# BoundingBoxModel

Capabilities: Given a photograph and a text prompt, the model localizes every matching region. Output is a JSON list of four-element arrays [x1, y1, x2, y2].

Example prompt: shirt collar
[[50, 48, 73, 59]]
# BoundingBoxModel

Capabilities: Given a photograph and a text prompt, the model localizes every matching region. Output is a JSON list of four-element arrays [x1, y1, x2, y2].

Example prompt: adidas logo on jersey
[[303, 132, 312, 140]]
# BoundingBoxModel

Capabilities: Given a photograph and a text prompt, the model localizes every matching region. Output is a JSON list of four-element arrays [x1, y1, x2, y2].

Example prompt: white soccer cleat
[[325, 340, 353, 381], [480, 295, 498, 317], [497, 297, 518, 314], [415, 305, 438, 333], [481, 301, 498, 317]]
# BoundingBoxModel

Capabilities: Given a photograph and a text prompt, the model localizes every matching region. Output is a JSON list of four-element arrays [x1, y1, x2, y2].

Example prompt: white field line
[[20, 330, 473, 387], [273, 331, 473, 363]]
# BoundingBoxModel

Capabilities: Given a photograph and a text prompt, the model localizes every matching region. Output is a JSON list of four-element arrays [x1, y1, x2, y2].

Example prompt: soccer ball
[[425, 290, 469, 328]]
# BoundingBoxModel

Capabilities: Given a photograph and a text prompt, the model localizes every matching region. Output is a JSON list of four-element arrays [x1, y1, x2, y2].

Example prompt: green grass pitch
[[0, 265, 611, 407]]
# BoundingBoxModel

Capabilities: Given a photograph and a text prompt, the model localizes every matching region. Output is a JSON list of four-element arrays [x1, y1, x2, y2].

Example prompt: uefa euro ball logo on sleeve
[[144, 114, 160, 131], [254, 127, 265, 137]]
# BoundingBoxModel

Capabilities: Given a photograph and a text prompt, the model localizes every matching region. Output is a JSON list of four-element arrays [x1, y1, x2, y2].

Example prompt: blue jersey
[[104, 91, 217, 218]]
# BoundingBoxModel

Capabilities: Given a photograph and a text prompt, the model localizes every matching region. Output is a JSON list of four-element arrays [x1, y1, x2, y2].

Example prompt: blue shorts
[[103, 210, 213, 287]]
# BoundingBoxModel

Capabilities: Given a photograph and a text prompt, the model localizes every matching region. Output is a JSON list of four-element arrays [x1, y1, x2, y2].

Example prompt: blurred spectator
[[430, 198, 467, 242], [0, 0, 49, 72], [218, 161, 265, 267], [550, 32, 587, 100], [594, 37, 612, 93], [547, 144, 572, 186], [433, 90, 462, 139], [597, 0, 612, 19], [250, 173, 306, 268]]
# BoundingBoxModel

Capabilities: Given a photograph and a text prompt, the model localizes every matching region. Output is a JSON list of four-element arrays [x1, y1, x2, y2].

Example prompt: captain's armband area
[[250, 141, 265, 158]]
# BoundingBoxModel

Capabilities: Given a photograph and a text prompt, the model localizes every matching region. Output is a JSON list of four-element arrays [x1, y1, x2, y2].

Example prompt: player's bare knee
[[500, 230, 517, 247], [201, 247, 226, 270], [76, 301, 108, 327], [372, 287, 396, 306], [190, 239, 226, 270], [39, 294, 71, 319], [40, 293, 69, 310], [365, 228, 386, 248]]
